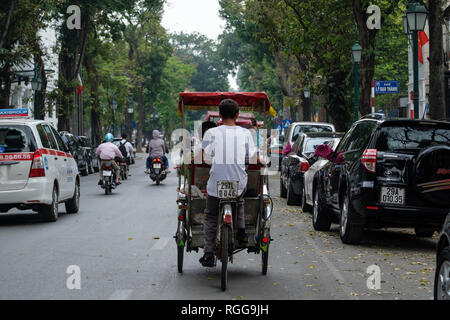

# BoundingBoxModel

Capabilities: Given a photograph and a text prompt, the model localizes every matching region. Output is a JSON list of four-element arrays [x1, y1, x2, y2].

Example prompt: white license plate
[[217, 181, 238, 199], [103, 170, 112, 177], [380, 187, 405, 205], [153, 163, 161, 169]]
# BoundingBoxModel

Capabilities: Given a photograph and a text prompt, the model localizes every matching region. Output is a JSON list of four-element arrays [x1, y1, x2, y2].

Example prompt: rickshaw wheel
[[177, 246, 184, 273], [262, 244, 269, 275], [221, 225, 229, 291]]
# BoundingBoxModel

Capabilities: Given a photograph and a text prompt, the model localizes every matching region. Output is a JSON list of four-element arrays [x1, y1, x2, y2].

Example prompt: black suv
[[435, 211, 450, 300], [60, 131, 89, 176], [312, 118, 450, 244]]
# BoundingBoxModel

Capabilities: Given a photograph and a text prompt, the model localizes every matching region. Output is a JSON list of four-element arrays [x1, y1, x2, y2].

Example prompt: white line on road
[[108, 289, 133, 300], [151, 237, 171, 251]]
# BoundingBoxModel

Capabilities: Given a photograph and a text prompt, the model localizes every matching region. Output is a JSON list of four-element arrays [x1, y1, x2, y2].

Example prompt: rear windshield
[[0, 125, 37, 153], [376, 124, 450, 151], [292, 125, 333, 141], [303, 137, 334, 154]]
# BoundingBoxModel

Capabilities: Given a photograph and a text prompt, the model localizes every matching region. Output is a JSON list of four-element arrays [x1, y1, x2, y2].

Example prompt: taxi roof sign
[[0, 108, 30, 118]]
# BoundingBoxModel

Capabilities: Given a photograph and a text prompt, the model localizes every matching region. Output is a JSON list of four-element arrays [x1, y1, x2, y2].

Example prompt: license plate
[[103, 170, 112, 177], [217, 181, 238, 199], [380, 187, 405, 205], [153, 163, 161, 169]]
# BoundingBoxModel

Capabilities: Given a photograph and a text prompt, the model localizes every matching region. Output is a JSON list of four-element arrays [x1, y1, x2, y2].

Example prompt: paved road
[[0, 154, 438, 299]]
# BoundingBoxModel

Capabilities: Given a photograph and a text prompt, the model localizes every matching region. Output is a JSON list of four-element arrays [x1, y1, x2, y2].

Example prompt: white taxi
[[0, 109, 80, 222]]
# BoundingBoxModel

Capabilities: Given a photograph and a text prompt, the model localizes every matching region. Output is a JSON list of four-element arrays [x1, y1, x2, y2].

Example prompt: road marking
[[108, 289, 133, 300], [151, 237, 171, 251]]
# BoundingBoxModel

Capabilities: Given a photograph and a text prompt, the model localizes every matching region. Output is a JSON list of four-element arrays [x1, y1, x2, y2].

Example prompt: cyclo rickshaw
[[174, 92, 276, 291]]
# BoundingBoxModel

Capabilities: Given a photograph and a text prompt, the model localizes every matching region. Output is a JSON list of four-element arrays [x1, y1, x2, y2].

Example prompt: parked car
[[282, 122, 335, 153], [280, 132, 343, 206], [78, 136, 99, 173], [312, 118, 450, 244], [0, 117, 80, 221], [60, 131, 88, 176], [302, 135, 342, 213], [435, 211, 450, 300]]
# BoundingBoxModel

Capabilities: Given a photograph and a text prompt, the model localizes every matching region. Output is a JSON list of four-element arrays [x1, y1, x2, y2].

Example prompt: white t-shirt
[[202, 125, 257, 197], [121, 139, 134, 157]]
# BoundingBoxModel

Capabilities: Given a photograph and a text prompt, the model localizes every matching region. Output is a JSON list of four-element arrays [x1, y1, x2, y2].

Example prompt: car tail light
[[362, 149, 377, 173], [29, 149, 45, 178], [224, 212, 232, 224], [299, 161, 310, 172]]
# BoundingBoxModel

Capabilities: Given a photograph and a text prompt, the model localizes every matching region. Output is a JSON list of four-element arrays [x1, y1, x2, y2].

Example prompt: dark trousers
[[203, 192, 246, 254]]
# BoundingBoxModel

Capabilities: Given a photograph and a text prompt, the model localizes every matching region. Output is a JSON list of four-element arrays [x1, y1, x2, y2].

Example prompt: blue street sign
[[275, 117, 282, 125], [375, 81, 398, 94], [282, 119, 292, 129], [275, 124, 282, 132]]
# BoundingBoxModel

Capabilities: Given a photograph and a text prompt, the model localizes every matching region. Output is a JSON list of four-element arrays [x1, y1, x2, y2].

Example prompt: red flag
[[76, 73, 83, 95], [418, 31, 429, 64]]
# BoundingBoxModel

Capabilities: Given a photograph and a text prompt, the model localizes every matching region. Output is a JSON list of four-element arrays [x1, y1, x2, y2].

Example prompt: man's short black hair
[[121, 133, 128, 139], [219, 99, 239, 120]]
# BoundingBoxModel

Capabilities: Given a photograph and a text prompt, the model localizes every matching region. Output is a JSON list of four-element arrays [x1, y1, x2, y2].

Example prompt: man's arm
[[96, 144, 102, 156]]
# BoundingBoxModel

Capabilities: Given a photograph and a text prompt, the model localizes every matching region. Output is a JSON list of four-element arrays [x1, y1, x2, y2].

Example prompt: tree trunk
[[354, 0, 378, 116], [136, 86, 144, 152], [429, 0, 446, 120], [0, 66, 11, 108]]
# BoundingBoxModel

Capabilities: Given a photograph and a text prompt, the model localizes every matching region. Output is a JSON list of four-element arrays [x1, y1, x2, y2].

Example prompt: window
[[292, 124, 333, 143], [43, 125, 58, 150], [303, 137, 333, 154], [36, 124, 51, 149], [346, 121, 378, 152], [335, 126, 355, 153], [50, 126, 65, 151], [376, 124, 450, 151], [0, 125, 36, 153]]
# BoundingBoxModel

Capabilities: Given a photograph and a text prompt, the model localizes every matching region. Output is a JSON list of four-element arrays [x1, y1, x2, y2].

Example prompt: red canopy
[[178, 92, 272, 115]]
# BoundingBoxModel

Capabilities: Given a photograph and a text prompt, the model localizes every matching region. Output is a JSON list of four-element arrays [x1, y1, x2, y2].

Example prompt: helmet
[[105, 133, 114, 142]]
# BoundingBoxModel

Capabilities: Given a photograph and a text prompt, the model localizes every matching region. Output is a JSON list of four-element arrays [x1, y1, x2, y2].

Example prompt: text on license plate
[[153, 163, 161, 169], [380, 187, 405, 205], [217, 181, 238, 199], [103, 171, 112, 177]]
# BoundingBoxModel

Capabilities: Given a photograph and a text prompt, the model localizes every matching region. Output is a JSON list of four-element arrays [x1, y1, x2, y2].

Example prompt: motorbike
[[101, 161, 117, 195], [119, 158, 128, 180], [149, 157, 166, 185]]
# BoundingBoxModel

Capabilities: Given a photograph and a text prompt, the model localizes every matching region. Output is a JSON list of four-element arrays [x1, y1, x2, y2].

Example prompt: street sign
[[0, 108, 29, 118], [375, 81, 398, 94], [275, 117, 282, 125], [275, 124, 282, 132], [282, 119, 292, 129]]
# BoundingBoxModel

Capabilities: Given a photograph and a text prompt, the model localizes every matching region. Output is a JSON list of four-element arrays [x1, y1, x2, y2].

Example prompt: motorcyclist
[[120, 133, 134, 174], [96, 133, 123, 185], [199, 99, 257, 267], [145, 130, 170, 174]]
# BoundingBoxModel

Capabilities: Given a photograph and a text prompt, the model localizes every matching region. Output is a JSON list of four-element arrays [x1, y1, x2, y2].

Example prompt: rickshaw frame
[[174, 92, 276, 290]]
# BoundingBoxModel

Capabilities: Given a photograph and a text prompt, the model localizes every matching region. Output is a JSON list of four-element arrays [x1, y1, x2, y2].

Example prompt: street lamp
[[303, 75, 311, 122], [405, 0, 428, 119], [352, 41, 362, 121], [31, 63, 42, 120]]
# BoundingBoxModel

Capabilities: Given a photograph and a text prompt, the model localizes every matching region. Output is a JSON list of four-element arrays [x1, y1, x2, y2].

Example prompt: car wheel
[[434, 247, 450, 300], [414, 227, 435, 237], [65, 181, 80, 214], [39, 186, 59, 222], [280, 178, 287, 198], [312, 186, 331, 231], [286, 177, 300, 206], [339, 192, 363, 244], [301, 183, 312, 213]]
